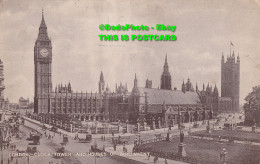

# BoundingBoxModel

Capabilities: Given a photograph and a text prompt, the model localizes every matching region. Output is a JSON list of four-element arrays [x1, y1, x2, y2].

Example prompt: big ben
[[34, 12, 52, 114]]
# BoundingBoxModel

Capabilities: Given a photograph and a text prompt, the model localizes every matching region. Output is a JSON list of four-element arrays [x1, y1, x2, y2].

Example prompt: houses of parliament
[[34, 13, 240, 124]]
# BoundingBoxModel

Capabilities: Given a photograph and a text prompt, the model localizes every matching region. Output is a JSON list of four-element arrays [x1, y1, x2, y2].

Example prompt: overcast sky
[[0, 0, 260, 104]]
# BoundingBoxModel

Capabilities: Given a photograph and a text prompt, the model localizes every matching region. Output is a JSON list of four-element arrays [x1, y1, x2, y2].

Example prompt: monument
[[178, 130, 187, 157], [206, 120, 211, 133]]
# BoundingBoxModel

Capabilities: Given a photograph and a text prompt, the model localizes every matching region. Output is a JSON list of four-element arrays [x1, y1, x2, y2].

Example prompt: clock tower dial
[[40, 48, 49, 58]]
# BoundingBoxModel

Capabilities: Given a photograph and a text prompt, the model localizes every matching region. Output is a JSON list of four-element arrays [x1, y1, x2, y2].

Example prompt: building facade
[[128, 75, 213, 126], [19, 97, 30, 109], [221, 52, 240, 111], [0, 59, 5, 122]]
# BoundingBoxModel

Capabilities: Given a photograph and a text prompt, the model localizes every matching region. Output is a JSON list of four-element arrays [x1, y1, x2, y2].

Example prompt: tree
[[244, 85, 260, 110]]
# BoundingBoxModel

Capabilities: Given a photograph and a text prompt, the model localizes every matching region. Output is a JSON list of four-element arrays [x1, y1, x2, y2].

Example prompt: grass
[[140, 138, 260, 164]]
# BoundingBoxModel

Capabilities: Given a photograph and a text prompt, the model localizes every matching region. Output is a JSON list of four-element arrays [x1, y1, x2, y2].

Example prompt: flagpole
[[230, 41, 231, 56]]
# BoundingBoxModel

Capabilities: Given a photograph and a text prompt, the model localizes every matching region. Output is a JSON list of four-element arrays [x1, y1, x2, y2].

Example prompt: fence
[[90, 127, 119, 134]]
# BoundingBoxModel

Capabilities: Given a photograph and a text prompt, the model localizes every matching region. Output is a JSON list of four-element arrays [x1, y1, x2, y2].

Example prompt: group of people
[[101, 135, 106, 141], [44, 131, 54, 140]]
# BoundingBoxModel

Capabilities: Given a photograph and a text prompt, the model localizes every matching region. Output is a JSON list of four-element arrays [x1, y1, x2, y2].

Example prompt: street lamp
[[27, 155, 30, 164], [0, 137, 3, 164]]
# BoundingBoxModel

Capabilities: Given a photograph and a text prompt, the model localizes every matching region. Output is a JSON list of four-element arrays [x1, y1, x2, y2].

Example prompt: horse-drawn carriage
[[78, 134, 92, 143], [16, 146, 38, 155], [112, 136, 128, 144], [155, 133, 162, 139], [26, 146, 38, 154], [27, 131, 38, 140], [193, 122, 199, 128], [53, 147, 65, 158], [61, 135, 69, 145], [50, 126, 58, 132], [32, 135, 40, 145], [27, 132, 40, 145], [42, 124, 47, 131], [56, 147, 65, 153], [89, 143, 105, 153]]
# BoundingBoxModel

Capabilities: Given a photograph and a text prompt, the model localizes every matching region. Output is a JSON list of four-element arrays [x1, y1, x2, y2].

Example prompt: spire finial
[[42, 8, 44, 19]]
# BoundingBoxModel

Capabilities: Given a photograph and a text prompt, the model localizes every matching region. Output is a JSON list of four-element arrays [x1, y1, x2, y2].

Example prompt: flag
[[230, 41, 234, 46]]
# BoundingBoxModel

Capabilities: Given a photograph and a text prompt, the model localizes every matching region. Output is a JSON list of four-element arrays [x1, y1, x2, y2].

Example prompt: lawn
[[140, 138, 260, 164], [191, 130, 260, 143]]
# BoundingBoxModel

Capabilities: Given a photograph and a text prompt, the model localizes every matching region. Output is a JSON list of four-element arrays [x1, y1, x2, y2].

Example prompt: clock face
[[40, 48, 49, 57]]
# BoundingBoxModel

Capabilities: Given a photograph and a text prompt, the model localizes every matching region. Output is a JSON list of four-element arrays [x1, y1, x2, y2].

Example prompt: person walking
[[154, 155, 158, 164]]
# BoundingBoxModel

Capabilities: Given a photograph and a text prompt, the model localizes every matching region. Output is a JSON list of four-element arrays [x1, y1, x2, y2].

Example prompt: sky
[[0, 0, 260, 104]]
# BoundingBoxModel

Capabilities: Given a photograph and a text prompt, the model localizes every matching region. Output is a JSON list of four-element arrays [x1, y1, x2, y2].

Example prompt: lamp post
[[27, 155, 30, 164], [0, 137, 3, 164]]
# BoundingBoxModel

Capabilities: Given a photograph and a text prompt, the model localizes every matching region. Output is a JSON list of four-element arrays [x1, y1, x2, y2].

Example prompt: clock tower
[[34, 11, 52, 114]]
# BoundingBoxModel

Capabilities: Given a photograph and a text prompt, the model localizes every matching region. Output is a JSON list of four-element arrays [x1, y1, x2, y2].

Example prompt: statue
[[178, 130, 187, 157], [180, 131, 184, 143]]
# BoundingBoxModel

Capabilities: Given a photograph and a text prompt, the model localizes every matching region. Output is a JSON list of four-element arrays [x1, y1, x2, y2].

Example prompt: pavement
[[106, 144, 187, 164]]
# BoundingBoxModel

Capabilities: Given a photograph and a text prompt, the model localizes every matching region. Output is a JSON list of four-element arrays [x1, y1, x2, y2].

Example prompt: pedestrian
[[113, 142, 116, 151], [154, 155, 158, 164], [164, 158, 168, 164], [104, 135, 105, 141]]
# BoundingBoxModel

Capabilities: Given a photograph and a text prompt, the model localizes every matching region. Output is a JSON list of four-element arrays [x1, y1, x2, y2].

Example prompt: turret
[[161, 54, 172, 90], [134, 73, 138, 88], [221, 53, 225, 63], [206, 83, 210, 95], [68, 82, 71, 93], [213, 84, 219, 97], [182, 80, 186, 93], [99, 71, 105, 94]]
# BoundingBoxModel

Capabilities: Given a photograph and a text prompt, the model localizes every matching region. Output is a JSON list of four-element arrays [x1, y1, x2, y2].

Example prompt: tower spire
[[161, 53, 172, 90], [164, 54, 169, 72], [134, 73, 138, 87], [37, 10, 49, 41], [99, 71, 105, 94]]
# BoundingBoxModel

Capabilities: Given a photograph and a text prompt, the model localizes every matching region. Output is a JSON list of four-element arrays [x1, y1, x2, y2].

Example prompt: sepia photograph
[[0, 0, 260, 163]]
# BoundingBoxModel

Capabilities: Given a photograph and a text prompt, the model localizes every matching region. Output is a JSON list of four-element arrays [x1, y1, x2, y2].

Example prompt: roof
[[137, 87, 201, 105]]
